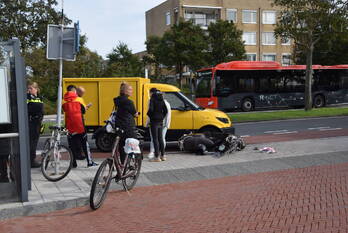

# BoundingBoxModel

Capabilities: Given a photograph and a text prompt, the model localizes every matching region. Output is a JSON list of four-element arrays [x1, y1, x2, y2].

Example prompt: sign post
[[46, 0, 79, 128]]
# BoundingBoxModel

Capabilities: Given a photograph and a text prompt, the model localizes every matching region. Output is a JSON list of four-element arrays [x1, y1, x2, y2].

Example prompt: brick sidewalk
[[1, 162, 348, 233]]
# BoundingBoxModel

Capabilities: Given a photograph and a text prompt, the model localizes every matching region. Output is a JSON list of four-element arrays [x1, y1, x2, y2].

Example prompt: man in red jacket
[[62, 85, 97, 168]]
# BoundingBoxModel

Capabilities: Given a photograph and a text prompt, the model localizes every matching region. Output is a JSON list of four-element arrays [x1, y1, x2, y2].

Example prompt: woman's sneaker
[[87, 161, 98, 167], [160, 156, 167, 161], [149, 157, 161, 162], [147, 152, 154, 160]]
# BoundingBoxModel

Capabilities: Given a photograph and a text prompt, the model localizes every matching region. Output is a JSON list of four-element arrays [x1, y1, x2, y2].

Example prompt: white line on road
[[308, 127, 330, 130], [240, 135, 250, 138], [264, 130, 288, 134], [319, 128, 343, 131], [273, 131, 298, 135]]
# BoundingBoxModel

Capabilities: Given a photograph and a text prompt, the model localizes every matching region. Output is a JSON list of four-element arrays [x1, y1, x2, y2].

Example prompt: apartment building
[[146, 0, 292, 66]]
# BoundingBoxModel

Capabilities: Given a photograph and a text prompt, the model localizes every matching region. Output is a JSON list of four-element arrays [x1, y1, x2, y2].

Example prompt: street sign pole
[[56, 0, 64, 128]]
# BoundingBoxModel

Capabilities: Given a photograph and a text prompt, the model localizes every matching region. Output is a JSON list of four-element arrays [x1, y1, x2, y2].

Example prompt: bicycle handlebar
[[48, 126, 66, 131]]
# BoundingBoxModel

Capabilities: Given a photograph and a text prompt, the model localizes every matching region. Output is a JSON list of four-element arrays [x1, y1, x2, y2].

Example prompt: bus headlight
[[216, 117, 229, 124]]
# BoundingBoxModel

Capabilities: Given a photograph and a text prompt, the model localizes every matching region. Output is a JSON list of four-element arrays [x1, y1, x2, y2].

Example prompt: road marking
[[273, 131, 298, 135], [319, 128, 342, 131], [308, 127, 330, 130], [264, 130, 288, 134], [240, 135, 250, 138]]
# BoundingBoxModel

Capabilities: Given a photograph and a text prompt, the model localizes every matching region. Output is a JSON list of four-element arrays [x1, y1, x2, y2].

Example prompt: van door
[[163, 92, 193, 140]]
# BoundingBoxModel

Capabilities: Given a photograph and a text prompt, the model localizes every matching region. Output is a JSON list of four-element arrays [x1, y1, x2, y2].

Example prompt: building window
[[246, 53, 257, 61], [242, 10, 257, 24], [243, 32, 257, 45], [262, 32, 276, 45], [184, 10, 218, 27], [281, 37, 291, 45], [166, 12, 171, 25], [262, 53, 276, 61], [226, 9, 237, 23], [262, 11, 276, 24], [282, 53, 291, 66]]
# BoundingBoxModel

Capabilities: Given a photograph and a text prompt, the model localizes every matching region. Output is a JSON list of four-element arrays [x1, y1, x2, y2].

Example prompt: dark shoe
[[31, 161, 41, 168], [87, 161, 98, 167], [72, 162, 77, 168]]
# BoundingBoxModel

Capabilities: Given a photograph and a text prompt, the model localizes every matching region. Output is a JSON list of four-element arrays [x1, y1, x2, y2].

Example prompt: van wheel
[[95, 131, 114, 152], [241, 98, 254, 112], [313, 95, 325, 108], [199, 127, 220, 139]]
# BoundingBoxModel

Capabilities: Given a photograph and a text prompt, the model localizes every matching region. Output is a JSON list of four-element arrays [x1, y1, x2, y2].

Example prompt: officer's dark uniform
[[27, 93, 44, 167]]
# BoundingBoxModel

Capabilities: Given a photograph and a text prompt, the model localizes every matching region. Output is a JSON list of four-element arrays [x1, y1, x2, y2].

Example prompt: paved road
[[234, 116, 348, 137], [1, 161, 348, 233]]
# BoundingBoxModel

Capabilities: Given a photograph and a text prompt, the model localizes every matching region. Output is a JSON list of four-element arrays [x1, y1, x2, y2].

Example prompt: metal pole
[[145, 68, 148, 78], [56, 0, 64, 128]]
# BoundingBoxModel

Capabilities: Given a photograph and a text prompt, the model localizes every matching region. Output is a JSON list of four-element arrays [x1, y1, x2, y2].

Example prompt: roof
[[198, 61, 348, 72]]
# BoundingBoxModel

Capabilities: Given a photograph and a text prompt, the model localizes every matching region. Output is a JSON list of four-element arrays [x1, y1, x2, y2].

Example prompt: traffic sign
[[46, 24, 76, 61]]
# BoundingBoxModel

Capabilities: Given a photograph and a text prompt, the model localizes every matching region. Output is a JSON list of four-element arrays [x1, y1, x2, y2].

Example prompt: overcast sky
[[60, 0, 165, 58]]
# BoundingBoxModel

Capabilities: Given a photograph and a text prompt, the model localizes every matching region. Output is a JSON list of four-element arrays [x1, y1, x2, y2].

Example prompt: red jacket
[[62, 91, 85, 134]]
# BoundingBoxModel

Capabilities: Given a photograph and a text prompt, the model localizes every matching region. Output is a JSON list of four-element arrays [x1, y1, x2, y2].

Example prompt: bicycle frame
[[110, 134, 137, 181], [45, 127, 65, 175]]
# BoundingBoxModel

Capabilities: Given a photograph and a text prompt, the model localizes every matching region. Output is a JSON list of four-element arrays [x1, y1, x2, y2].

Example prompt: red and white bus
[[195, 61, 348, 111]]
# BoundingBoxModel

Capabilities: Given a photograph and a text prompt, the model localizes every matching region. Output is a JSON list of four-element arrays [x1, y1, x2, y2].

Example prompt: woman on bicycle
[[113, 82, 139, 164]]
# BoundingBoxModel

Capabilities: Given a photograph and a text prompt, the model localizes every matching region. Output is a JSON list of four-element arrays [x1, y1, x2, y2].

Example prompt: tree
[[273, 0, 348, 110], [207, 20, 246, 66], [294, 30, 348, 65], [64, 36, 105, 78], [0, 0, 70, 51], [144, 35, 163, 79], [154, 20, 208, 88], [105, 42, 144, 77]]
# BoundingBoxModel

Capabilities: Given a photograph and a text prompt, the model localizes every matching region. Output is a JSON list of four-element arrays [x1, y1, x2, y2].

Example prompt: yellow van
[[63, 77, 234, 151]]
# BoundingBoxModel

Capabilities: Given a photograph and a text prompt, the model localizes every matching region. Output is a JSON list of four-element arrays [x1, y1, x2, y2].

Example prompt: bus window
[[341, 70, 348, 89], [196, 72, 211, 98], [215, 71, 234, 96]]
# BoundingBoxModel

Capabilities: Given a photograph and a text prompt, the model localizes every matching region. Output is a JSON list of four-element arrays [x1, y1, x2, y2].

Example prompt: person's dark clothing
[[113, 95, 137, 138], [147, 93, 168, 158], [147, 93, 168, 123], [27, 93, 44, 167], [68, 133, 92, 167], [113, 95, 137, 164], [150, 122, 165, 158]]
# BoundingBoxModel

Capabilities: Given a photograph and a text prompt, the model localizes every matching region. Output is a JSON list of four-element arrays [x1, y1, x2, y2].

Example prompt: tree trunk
[[304, 43, 314, 111]]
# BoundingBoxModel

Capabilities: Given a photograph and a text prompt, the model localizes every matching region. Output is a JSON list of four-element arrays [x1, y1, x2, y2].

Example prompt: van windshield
[[177, 92, 201, 110], [164, 92, 202, 110]]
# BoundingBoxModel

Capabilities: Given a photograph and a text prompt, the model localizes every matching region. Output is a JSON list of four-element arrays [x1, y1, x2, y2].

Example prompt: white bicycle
[[41, 126, 73, 182]]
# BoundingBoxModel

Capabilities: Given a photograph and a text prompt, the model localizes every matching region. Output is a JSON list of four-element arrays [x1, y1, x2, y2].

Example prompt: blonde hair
[[119, 82, 130, 96], [28, 81, 40, 94]]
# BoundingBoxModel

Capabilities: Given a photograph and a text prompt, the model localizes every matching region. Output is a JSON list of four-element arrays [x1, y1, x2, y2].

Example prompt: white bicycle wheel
[[41, 145, 73, 182]]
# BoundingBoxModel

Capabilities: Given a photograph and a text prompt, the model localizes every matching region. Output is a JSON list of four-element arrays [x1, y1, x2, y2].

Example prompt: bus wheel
[[313, 95, 325, 108], [241, 98, 254, 112]]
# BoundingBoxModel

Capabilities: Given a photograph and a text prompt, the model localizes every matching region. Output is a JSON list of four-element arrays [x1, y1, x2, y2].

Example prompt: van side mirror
[[178, 105, 191, 111]]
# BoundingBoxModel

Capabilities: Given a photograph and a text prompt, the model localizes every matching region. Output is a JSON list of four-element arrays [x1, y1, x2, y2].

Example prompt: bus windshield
[[196, 71, 212, 98]]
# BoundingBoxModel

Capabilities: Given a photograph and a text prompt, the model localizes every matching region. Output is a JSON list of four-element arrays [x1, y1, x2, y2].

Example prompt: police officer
[[27, 82, 44, 168]]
